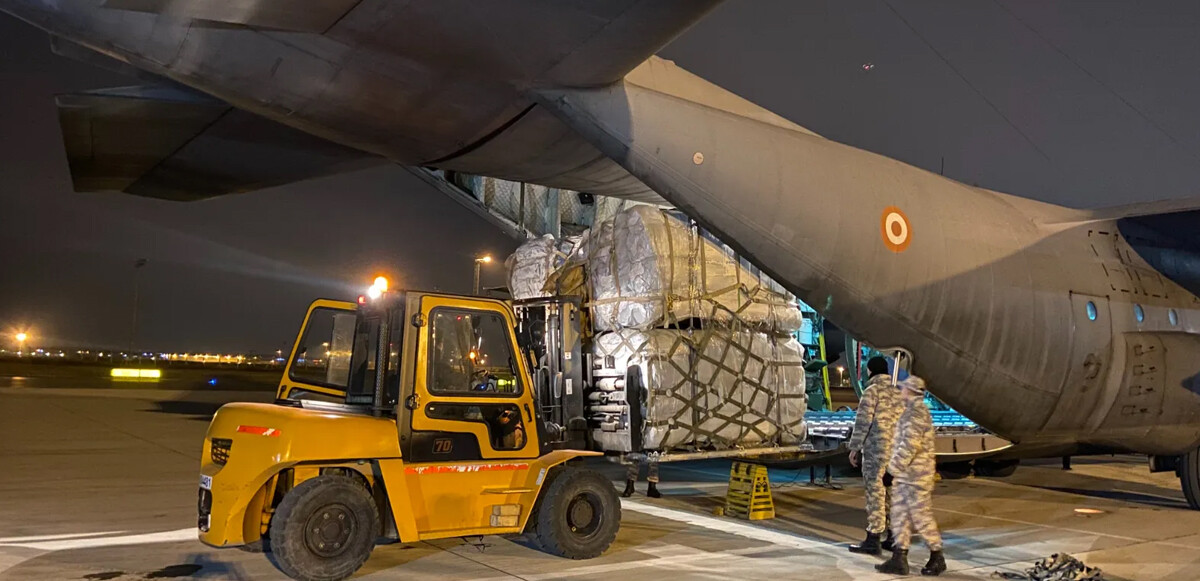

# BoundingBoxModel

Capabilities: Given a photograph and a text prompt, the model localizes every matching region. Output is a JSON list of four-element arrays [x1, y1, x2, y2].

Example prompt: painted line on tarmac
[[455, 544, 784, 581], [0, 531, 124, 543], [0, 528, 196, 551], [621, 498, 831, 550]]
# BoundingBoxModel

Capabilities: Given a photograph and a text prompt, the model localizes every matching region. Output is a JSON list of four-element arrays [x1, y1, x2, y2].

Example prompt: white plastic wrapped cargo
[[506, 235, 574, 300], [591, 328, 806, 452], [692, 331, 805, 446], [587, 206, 803, 333], [592, 329, 694, 451], [771, 336, 807, 444]]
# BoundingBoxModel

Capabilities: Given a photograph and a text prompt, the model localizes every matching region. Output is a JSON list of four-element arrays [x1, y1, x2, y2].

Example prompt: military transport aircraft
[[4, 1, 1200, 505]]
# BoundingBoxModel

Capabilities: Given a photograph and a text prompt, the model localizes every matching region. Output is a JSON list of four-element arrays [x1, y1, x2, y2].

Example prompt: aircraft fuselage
[[5, 0, 1200, 463]]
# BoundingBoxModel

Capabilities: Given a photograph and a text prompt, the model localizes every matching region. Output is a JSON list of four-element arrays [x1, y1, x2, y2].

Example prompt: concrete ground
[[1, 385, 1196, 580]]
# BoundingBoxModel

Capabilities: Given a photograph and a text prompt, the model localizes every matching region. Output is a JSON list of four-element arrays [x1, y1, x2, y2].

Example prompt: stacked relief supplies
[[507, 205, 807, 455]]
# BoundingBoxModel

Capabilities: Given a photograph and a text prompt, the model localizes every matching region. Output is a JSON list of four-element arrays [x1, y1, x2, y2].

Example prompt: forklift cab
[[277, 290, 542, 461], [199, 285, 618, 581]]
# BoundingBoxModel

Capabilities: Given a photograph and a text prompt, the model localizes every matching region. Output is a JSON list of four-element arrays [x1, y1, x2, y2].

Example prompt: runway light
[[111, 368, 162, 379]]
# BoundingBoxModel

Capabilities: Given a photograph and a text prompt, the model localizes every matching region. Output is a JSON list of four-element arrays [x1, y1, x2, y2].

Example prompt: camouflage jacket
[[847, 373, 902, 455], [888, 396, 937, 484]]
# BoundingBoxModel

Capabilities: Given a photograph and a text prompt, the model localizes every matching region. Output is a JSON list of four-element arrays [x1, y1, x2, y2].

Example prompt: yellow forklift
[[198, 280, 618, 581]]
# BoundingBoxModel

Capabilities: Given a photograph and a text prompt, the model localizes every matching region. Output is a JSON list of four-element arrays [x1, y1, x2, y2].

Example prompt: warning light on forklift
[[366, 276, 389, 300]]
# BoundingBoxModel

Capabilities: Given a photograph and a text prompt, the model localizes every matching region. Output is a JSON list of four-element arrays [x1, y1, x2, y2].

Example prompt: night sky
[[2, 1, 1199, 353]]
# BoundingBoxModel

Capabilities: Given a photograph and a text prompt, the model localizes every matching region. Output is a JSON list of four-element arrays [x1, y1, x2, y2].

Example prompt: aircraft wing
[[56, 84, 383, 201]]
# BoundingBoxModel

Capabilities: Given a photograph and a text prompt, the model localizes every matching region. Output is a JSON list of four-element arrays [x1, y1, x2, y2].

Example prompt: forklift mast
[[512, 297, 590, 452]]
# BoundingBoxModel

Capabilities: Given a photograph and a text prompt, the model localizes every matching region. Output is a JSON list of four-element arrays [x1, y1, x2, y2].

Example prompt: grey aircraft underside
[[5, 1, 1200, 504]]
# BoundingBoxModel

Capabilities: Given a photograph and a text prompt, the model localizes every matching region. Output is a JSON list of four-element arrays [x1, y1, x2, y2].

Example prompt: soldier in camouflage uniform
[[877, 375, 947, 576], [847, 356, 902, 555]]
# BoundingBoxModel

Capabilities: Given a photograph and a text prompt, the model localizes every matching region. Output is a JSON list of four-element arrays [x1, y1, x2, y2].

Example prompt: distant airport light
[[111, 368, 162, 379], [373, 276, 389, 291], [1074, 508, 1105, 516]]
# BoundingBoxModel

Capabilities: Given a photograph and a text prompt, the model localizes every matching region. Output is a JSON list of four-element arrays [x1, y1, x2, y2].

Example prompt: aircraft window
[[1086, 301, 1098, 321], [1170, 309, 1180, 326], [428, 308, 521, 396], [1134, 304, 1145, 323]]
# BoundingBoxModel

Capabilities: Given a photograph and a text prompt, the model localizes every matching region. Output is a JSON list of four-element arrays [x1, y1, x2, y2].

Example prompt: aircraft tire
[[937, 461, 973, 480], [974, 459, 1019, 478], [533, 467, 621, 560], [268, 475, 380, 581], [1181, 448, 1200, 510]]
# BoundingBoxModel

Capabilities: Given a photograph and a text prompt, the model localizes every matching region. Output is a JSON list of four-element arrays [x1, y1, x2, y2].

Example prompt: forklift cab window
[[345, 306, 405, 409], [289, 308, 356, 391], [346, 316, 381, 405], [428, 309, 521, 396]]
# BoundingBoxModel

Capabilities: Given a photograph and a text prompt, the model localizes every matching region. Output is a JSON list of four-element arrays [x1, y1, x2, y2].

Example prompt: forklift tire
[[238, 538, 270, 553], [268, 475, 380, 581], [533, 467, 620, 560]]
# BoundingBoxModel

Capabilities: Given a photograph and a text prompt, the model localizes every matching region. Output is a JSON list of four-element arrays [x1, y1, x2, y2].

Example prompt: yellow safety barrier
[[725, 461, 775, 520]]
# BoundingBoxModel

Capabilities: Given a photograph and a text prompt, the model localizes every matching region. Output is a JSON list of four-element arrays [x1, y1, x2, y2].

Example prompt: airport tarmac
[[1, 385, 1196, 580]]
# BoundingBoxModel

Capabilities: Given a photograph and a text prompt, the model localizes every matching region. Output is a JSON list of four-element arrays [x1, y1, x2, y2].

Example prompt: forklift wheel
[[237, 538, 270, 553], [534, 467, 620, 560], [268, 475, 380, 581]]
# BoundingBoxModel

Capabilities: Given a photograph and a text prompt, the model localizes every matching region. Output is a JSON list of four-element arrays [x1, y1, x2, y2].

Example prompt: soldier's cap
[[900, 376, 926, 394]]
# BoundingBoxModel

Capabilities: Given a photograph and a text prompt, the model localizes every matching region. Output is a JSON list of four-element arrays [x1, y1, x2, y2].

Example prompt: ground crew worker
[[622, 456, 661, 498], [877, 375, 947, 576], [847, 356, 902, 555]]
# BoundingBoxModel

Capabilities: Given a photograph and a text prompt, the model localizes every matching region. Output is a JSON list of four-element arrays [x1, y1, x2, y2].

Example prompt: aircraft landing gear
[[1180, 448, 1200, 510]]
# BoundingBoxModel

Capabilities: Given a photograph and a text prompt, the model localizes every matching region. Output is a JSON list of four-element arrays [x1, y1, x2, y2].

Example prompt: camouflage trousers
[[862, 457, 892, 534], [627, 460, 659, 483], [890, 481, 942, 551]]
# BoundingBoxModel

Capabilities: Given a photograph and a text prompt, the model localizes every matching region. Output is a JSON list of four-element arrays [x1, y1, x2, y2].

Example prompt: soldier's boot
[[647, 482, 662, 498], [621, 480, 636, 498], [921, 550, 946, 576], [875, 549, 910, 575], [848, 532, 882, 556], [881, 530, 895, 551]]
